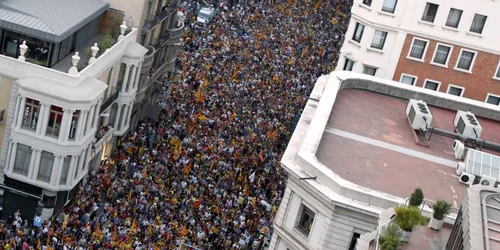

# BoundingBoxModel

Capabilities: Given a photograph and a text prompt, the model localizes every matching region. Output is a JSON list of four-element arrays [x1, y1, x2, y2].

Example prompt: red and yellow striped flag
[[37, 239, 41, 250]]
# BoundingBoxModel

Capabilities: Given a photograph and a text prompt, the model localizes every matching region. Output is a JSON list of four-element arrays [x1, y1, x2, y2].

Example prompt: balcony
[[141, 45, 156, 74], [168, 21, 185, 42], [91, 125, 114, 158], [100, 90, 120, 113], [143, 2, 178, 32]]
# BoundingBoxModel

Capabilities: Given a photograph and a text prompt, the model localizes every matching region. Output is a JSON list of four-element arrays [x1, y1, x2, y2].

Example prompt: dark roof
[[0, 0, 109, 43]]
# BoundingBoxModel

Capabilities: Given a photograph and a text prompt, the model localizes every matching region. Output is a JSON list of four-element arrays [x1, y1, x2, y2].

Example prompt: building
[[104, 0, 185, 129], [445, 185, 500, 250], [269, 71, 500, 250], [0, 0, 147, 221], [337, 0, 500, 104]]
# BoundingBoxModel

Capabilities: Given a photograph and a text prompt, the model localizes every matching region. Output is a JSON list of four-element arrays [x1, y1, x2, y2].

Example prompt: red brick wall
[[393, 34, 500, 102]]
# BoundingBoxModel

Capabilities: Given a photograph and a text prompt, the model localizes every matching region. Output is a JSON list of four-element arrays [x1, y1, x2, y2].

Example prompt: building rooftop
[[0, 0, 108, 42], [316, 89, 500, 208]]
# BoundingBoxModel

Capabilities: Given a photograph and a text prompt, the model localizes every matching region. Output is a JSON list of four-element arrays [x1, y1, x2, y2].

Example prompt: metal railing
[[100, 90, 120, 113], [143, 0, 180, 31]]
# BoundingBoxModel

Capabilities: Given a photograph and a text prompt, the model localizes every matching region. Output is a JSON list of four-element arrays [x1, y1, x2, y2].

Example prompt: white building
[[269, 71, 500, 249], [0, 0, 147, 221], [337, 0, 500, 103]]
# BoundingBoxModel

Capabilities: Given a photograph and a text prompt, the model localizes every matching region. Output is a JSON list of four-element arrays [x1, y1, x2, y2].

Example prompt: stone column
[[40, 103, 51, 136], [122, 64, 132, 93], [93, 100, 102, 129], [128, 65, 137, 92], [114, 104, 123, 131], [5, 141, 16, 173], [134, 63, 142, 89], [50, 155, 63, 186], [29, 148, 42, 180], [11, 95, 21, 129], [67, 155, 78, 186], [75, 110, 88, 141], [59, 109, 73, 142], [120, 105, 129, 131], [35, 104, 45, 135], [126, 101, 134, 125], [86, 105, 96, 135], [15, 96, 26, 129]]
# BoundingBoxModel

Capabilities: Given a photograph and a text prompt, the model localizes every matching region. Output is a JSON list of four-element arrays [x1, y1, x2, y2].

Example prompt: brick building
[[337, 0, 500, 105]]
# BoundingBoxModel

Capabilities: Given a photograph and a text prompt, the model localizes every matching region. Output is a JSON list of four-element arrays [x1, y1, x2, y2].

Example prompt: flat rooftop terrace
[[316, 89, 500, 208]]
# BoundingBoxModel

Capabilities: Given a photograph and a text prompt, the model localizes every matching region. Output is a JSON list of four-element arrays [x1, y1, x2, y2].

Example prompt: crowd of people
[[0, 0, 352, 249]]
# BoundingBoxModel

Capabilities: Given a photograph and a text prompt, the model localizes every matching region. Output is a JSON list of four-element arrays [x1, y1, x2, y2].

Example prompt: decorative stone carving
[[89, 43, 99, 64], [68, 52, 81, 75], [119, 21, 128, 41], [18, 41, 28, 62]]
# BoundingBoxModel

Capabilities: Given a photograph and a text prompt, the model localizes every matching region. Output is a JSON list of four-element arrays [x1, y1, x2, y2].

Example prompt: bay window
[[46, 105, 63, 137], [22, 98, 40, 131]]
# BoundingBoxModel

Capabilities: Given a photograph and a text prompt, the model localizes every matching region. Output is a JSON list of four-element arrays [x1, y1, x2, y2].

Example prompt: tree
[[379, 224, 403, 250]]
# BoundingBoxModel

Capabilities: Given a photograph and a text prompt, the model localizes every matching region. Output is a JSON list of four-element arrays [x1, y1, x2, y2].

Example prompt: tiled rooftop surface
[[316, 89, 500, 208]]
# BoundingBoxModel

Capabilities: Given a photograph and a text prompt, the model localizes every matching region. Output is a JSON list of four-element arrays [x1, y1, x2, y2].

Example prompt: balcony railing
[[100, 90, 120, 113], [141, 45, 156, 74], [168, 21, 185, 41]]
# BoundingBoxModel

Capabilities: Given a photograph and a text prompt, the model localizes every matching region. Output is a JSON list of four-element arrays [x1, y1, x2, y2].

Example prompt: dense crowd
[[0, 0, 352, 249]]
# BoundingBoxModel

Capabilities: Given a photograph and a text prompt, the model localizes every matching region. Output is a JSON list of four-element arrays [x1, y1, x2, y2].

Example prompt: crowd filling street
[[0, 0, 352, 249]]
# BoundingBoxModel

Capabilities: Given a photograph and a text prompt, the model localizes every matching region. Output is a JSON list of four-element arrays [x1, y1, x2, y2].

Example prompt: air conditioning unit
[[405, 99, 432, 131], [459, 172, 475, 186], [479, 175, 496, 187], [452, 140, 465, 160], [453, 111, 482, 139], [456, 162, 465, 175]]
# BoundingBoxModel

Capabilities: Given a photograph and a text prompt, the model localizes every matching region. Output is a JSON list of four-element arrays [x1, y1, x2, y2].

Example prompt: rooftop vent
[[453, 111, 482, 139], [405, 99, 432, 131]]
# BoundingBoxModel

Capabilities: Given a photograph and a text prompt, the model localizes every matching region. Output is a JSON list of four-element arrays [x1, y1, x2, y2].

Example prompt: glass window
[[371, 30, 388, 50], [409, 39, 428, 60], [13, 144, 31, 176], [38, 151, 54, 183], [432, 45, 452, 65], [487, 95, 500, 105], [1, 30, 51, 66], [352, 23, 365, 43], [470, 14, 487, 34], [343, 58, 354, 71], [400, 74, 416, 85], [116, 63, 127, 92], [298, 205, 315, 235], [421, 3, 439, 23], [495, 63, 500, 79], [382, 0, 398, 13], [69, 111, 80, 140], [22, 98, 40, 131], [424, 80, 440, 90], [447, 86, 464, 96], [363, 65, 377, 76], [46, 106, 63, 138], [60, 157, 71, 185], [363, 0, 372, 6], [446, 8, 462, 28], [456, 50, 476, 71]]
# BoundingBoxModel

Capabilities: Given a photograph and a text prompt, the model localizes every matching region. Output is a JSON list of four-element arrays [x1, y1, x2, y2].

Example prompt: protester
[[0, 0, 352, 249]]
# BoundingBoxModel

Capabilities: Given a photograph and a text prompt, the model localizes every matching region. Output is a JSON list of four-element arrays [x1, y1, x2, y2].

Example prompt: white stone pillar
[[59, 109, 73, 142], [76, 110, 88, 141], [35, 104, 45, 135], [67, 155, 78, 186], [11, 95, 21, 128], [15, 96, 26, 129], [128, 65, 137, 92], [5, 140, 15, 173], [126, 101, 134, 125], [122, 64, 132, 93], [93, 100, 102, 129], [50, 155, 63, 186], [86, 105, 96, 135], [40, 104, 51, 136], [134, 63, 142, 90], [29, 148, 42, 180], [114, 104, 123, 131]]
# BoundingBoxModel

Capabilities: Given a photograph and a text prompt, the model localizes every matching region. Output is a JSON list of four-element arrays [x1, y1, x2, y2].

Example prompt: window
[[421, 2, 439, 23], [455, 50, 476, 72], [400, 74, 417, 85], [38, 151, 54, 182], [13, 144, 32, 176], [371, 30, 388, 50], [408, 38, 428, 60], [60, 156, 71, 185], [362, 0, 372, 6], [349, 232, 362, 250], [486, 94, 500, 105], [0, 109, 4, 124], [447, 85, 464, 97], [495, 62, 500, 79], [68, 111, 80, 140], [46, 106, 63, 138], [297, 205, 315, 235], [470, 14, 487, 34], [352, 23, 365, 43], [432, 44, 452, 66], [445, 8, 462, 28], [381, 0, 398, 13], [22, 98, 40, 131], [363, 65, 377, 76], [343, 58, 355, 71], [424, 79, 440, 91]]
